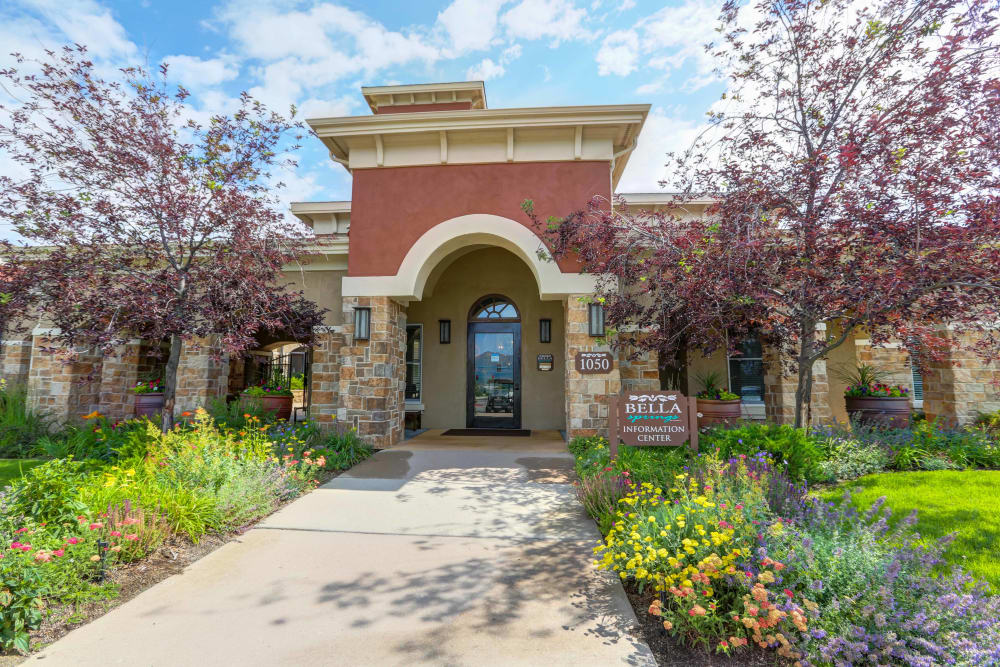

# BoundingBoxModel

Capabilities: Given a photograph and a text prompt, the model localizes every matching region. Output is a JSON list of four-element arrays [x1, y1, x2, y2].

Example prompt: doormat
[[441, 428, 531, 437]]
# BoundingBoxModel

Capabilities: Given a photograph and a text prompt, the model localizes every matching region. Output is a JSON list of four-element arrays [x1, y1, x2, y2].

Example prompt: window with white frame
[[405, 324, 422, 401], [911, 363, 924, 408]]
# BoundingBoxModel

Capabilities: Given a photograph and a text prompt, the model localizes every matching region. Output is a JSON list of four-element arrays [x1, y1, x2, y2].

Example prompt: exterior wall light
[[539, 318, 552, 343], [588, 303, 605, 337], [439, 319, 451, 344], [354, 307, 371, 341]]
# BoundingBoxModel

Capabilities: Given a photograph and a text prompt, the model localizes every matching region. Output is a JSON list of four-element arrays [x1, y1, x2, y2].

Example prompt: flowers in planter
[[130, 378, 163, 394], [842, 382, 909, 398], [694, 371, 739, 401]]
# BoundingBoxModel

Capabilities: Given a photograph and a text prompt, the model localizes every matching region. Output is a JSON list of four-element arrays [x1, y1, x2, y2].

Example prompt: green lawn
[[822, 471, 1000, 589], [0, 458, 45, 489]]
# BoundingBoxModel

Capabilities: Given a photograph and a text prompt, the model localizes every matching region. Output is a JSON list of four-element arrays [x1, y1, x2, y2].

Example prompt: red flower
[[784, 589, 794, 598]]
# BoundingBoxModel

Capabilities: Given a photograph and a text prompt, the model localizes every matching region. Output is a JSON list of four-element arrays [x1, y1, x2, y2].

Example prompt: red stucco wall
[[348, 161, 610, 276]]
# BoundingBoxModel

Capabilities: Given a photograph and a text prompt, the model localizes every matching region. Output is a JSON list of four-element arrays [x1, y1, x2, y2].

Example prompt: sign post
[[608, 391, 698, 459]]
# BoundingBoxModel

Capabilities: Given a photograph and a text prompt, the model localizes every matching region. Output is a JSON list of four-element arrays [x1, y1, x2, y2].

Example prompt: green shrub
[[573, 468, 630, 533], [206, 396, 274, 429], [314, 427, 373, 470], [816, 436, 889, 482], [701, 422, 823, 482], [3, 458, 89, 527], [568, 434, 692, 490], [0, 383, 50, 458]]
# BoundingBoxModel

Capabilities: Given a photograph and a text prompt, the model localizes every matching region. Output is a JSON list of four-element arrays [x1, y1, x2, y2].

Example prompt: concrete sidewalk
[[31, 430, 654, 666]]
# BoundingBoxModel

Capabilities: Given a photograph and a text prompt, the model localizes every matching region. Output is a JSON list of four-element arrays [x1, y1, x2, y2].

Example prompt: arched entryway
[[467, 295, 522, 429]]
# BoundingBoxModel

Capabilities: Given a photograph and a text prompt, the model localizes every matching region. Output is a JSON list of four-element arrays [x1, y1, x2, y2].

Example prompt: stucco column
[[26, 330, 103, 424], [564, 296, 621, 440], [175, 335, 230, 414], [0, 335, 34, 386], [923, 329, 1000, 426], [309, 325, 347, 429], [339, 297, 406, 448]]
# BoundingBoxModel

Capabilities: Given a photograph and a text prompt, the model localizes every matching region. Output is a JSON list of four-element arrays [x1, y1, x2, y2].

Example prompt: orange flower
[[81, 410, 101, 420], [181, 411, 193, 417], [244, 413, 251, 418]]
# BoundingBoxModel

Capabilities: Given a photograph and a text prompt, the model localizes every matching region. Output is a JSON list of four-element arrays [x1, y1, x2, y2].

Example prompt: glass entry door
[[467, 322, 521, 428]]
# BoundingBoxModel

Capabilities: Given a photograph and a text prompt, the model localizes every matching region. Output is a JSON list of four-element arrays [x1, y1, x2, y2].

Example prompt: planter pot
[[845, 396, 911, 428], [134, 392, 164, 418], [242, 393, 293, 421], [697, 398, 742, 427]]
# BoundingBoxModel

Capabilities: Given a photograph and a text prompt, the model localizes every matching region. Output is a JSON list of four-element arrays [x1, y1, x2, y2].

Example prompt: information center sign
[[608, 391, 699, 458]]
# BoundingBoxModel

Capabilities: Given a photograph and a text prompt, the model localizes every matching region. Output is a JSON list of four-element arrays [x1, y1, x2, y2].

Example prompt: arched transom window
[[469, 295, 520, 321]]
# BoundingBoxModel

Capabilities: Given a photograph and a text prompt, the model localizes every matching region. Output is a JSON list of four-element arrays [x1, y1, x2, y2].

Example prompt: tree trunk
[[161, 334, 182, 433], [793, 320, 815, 429]]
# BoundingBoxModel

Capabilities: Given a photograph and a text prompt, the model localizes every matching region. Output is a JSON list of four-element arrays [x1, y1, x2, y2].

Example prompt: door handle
[[514, 384, 520, 391]]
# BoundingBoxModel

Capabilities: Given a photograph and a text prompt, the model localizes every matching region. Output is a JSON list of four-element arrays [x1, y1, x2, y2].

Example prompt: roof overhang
[[361, 81, 487, 112], [309, 104, 650, 189]]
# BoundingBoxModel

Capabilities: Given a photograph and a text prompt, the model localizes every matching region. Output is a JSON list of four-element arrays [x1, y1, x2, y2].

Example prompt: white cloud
[[502, 0, 588, 43], [617, 0, 636, 10], [163, 54, 240, 88], [437, 0, 508, 54], [467, 57, 506, 81], [635, 81, 663, 95], [616, 107, 704, 192], [596, 29, 639, 76], [18, 0, 136, 60]]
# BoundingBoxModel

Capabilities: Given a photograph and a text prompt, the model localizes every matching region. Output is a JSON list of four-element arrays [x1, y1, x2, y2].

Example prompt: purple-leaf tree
[[0, 46, 324, 430], [531, 0, 1000, 427]]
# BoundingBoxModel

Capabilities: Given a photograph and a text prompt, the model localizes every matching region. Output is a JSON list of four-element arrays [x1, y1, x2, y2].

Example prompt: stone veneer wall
[[923, 330, 1000, 425], [309, 326, 347, 428], [619, 345, 661, 394], [26, 334, 103, 423], [174, 336, 230, 414], [338, 297, 406, 448], [763, 325, 831, 425], [564, 296, 621, 439], [98, 342, 143, 423], [0, 336, 33, 385]]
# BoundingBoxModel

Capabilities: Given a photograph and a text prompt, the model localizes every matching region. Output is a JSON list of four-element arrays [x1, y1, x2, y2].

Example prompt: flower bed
[[571, 433, 1000, 664], [0, 402, 373, 656]]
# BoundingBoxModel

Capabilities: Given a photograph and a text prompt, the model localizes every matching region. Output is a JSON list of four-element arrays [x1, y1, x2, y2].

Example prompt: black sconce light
[[354, 307, 371, 340], [588, 303, 605, 337], [539, 318, 552, 343], [439, 319, 451, 344]]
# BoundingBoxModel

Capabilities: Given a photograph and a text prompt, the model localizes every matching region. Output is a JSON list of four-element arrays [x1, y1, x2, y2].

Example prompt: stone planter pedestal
[[697, 398, 742, 427], [845, 396, 911, 428]]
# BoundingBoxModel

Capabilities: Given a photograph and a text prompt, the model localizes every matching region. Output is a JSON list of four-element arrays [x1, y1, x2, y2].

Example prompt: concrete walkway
[[31, 430, 654, 666]]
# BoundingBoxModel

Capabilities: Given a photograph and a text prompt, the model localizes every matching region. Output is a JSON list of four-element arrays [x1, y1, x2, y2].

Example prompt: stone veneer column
[[338, 297, 406, 448], [923, 330, 1000, 426], [0, 335, 34, 386], [97, 341, 144, 423], [309, 325, 347, 429], [175, 336, 230, 414], [26, 331, 103, 423], [564, 296, 621, 440], [619, 344, 660, 393], [763, 324, 832, 426]]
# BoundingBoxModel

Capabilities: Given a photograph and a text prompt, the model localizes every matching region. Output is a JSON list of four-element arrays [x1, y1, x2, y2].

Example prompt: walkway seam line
[[252, 525, 597, 542]]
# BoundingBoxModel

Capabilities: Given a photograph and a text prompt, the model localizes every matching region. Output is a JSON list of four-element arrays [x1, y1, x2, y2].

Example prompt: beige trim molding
[[341, 214, 599, 303]]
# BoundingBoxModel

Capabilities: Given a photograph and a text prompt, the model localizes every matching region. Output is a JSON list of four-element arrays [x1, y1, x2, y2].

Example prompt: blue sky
[[1, 0, 728, 208]]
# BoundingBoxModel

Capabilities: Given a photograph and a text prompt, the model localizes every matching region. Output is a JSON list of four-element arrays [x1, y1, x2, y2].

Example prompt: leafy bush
[[701, 423, 823, 482], [0, 383, 50, 458], [313, 427, 374, 470], [569, 434, 692, 491], [2, 458, 90, 527], [815, 436, 889, 482], [205, 397, 274, 429]]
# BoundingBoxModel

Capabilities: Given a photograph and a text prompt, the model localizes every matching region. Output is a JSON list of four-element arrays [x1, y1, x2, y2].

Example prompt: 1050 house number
[[575, 351, 613, 374]]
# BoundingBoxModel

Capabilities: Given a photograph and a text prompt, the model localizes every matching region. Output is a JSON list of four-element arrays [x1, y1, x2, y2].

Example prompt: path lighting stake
[[97, 539, 109, 583], [354, 307, 371, 341]]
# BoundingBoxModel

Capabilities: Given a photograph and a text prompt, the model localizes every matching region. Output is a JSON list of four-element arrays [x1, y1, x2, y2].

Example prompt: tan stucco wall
[[406, 247, 565, 430], [281, 269, 346, 326], [825, 322, 857, 423], [686, 347, 729, 396]]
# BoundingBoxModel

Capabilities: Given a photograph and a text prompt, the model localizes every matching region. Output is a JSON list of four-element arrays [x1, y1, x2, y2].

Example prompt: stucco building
[[3, 81, 997, 446]]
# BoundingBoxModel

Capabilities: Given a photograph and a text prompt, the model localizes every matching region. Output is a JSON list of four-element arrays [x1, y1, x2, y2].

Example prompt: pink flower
[[124, 534, 139, 541], [15, 527, 29, 534], [89, 522, 104, 531], [10, 541, 22, 550], [19, 543, 32, 552], [34, 551, 51, 562], [65, 537, 81, 545], [110, 531, 121, 537], [53, 549, 65, 557], [735, 504, 744, 510]]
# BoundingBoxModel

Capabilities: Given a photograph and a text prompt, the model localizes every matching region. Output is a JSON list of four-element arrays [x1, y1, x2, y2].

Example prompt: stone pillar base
[[175, 336, 229, 415], [26, 333, 103, 424], [564, 296, 621, 441]]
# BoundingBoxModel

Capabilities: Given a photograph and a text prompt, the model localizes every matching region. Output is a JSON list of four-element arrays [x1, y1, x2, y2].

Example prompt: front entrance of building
[[466, 296, 522, 429]]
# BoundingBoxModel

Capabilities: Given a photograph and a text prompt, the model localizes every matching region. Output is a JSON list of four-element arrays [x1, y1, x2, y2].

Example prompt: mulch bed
[[624, 587, 775, 667], [0, 469, 343, 664]]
